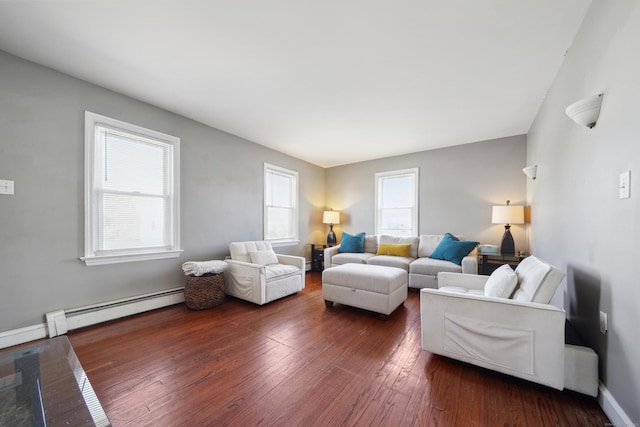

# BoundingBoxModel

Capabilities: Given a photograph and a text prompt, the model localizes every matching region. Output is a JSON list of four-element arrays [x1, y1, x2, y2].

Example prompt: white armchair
[[420, 256, 598, 396], [224, 241, 305, 305]]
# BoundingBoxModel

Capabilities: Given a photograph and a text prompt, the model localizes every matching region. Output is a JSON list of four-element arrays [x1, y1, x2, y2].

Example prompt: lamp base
[[327, 230, 337, 246], [500, 225, 515, 255]]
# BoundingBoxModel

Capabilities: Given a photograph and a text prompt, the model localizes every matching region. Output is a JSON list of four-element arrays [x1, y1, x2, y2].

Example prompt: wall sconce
[[565, 93, 603, 128], [522, 165, 537, 180]]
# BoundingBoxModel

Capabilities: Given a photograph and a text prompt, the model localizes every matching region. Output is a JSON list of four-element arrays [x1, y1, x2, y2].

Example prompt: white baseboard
[[61, 287, 185, 333], [0, 323, 48, 349], [598, 382, 634, 426], [1, 287, 185, 349]]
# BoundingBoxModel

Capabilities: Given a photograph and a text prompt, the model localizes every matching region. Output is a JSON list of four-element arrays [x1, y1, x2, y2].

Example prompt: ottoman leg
[[324, 300, 334, 308]]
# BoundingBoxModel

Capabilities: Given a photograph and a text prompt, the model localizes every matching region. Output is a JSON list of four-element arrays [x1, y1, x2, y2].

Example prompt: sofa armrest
[[437, 272, 488, 291], [324, 245, 341, 269], [420, 288, 566, 390], [461, 247, 478, 274]]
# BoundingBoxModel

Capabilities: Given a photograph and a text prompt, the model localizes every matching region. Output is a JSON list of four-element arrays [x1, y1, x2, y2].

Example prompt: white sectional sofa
[[324, 233, 478, 289]]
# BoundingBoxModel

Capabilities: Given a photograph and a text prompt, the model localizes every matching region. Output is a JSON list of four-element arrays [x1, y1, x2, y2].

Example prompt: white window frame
[[264, 163, 299, 246], [81, 112, 182, 266], [375, 168, 419, 237]]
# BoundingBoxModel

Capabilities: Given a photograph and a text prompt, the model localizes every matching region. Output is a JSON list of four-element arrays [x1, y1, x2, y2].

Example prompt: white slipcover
[[224, 241, 305, 305], [420, 257, 599, 396]]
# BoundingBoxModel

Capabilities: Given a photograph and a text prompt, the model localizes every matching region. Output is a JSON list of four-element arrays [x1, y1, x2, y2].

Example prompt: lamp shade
[[565, 93, 603, 128], [323, 210, 340, 225], [492, 205, 524, 225], [522, 165, 537, 180]]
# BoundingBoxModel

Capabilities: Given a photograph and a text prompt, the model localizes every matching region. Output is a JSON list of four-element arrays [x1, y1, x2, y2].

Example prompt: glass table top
[[0, 336, 109, 426]]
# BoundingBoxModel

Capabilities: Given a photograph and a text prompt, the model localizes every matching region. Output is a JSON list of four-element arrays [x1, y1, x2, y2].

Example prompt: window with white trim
[[264, 163, 298, 245], [375, 168, 419, 237], [82, 112, 181, 266]]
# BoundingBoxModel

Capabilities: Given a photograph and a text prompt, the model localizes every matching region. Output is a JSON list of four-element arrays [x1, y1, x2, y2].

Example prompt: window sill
[[269, 240, 300, 248], [80, 249, 183, 266]]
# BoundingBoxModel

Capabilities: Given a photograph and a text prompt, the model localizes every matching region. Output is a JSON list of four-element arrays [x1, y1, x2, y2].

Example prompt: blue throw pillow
[[430, 233, 479, 265], [339, 232, 365, 253]]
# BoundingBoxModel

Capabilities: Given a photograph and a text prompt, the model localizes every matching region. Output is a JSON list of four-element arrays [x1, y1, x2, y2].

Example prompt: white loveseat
[[420, 256, 598, 396], [224, 241, 305, 305], [324, 234, 478, 289]]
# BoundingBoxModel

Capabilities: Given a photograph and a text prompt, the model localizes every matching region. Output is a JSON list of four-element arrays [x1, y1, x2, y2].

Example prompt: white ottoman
[[322, 264, 408, 317]]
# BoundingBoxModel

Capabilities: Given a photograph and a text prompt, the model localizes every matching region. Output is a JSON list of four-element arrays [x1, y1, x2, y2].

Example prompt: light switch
[[619, 171, 630, 199], [0, 179, 14, 195]]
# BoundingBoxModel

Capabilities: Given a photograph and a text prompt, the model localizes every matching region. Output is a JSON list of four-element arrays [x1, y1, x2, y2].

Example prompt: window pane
[[381, 176, 413, 207], [101, 193, 166, 250], [265, 206, 294, 240], [380, 208, 413, 231], [102, 130, 167, 195], [267, 172, 293, 208]]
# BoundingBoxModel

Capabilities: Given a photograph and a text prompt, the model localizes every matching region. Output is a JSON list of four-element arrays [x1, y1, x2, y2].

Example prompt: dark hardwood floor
[[68, 272, 609, 426]]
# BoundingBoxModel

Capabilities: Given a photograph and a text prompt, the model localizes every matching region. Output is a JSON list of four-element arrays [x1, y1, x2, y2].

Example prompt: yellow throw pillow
[[376, 243, 412, 257]]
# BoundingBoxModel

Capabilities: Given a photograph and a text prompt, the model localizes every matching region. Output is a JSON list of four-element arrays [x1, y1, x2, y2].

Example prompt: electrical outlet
[[599, 311, 608, 334]]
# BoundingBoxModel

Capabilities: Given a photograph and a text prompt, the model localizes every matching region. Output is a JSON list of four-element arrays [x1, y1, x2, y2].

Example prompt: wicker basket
[[184, 273, 225, 310]]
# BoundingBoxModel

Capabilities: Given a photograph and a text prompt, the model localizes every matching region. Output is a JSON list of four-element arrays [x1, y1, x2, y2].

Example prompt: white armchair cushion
[[513, 256, 564, 303], [484, 264, 518, 298], [230, 241, 273, 263], [249, 250, 279, 266], [265, 263, 300, 279]]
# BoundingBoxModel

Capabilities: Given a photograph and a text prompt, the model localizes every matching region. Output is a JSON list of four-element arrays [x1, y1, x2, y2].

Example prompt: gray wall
[[527, 0, 639, 422], [0, 50, 325, 331], [325, 135, 527, 248]]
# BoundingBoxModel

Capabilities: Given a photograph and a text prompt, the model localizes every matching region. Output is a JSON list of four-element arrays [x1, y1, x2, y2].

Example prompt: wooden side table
[[479, 253, 528, 275], [311, 244, 326, 272]]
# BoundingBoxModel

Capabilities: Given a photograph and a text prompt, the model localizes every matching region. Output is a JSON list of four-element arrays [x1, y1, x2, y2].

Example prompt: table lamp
[[323, 210, 340, 246], [491, 200, 524, 255]]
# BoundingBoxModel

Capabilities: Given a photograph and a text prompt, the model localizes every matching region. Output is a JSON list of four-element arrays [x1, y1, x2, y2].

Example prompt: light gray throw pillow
[[484, 264, 518, 298], [249, 250, 279, 266]]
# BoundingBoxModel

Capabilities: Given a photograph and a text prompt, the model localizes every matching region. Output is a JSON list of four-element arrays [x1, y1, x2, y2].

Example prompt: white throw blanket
[[182, 260, 228, 276]]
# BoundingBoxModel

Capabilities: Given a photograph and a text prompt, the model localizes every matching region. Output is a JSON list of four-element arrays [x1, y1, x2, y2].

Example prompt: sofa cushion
[[484, 264, 518, 298], [430, 233, 479, 265], [331, 252, 376, 266], [379, 235, 419, 258], [364, 235, 379, 254], [249, 250, 279, 266], [339, 231, 365, 253], [512, 256, 564, 303], [376, 243, 412, 257], [418, 234, 467, 257], [367, 255, 413, 271], [409, 257, 463, 276]]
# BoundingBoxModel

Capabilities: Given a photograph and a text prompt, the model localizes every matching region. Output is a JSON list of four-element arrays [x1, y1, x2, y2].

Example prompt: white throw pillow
[[484, 264, 518, 298], [249, 250, 279, 266]]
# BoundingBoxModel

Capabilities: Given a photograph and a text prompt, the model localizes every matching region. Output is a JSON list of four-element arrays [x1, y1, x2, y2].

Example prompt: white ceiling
[[0, 1, 591, 167]]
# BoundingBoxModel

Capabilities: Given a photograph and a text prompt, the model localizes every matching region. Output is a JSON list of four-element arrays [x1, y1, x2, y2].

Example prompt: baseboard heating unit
[[46, 287, 184, 337]]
